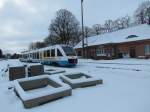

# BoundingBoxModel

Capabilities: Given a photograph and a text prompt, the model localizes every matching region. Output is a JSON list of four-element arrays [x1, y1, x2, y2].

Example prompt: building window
[[145, 45, 150, 55], [96, 47, 106, 56]]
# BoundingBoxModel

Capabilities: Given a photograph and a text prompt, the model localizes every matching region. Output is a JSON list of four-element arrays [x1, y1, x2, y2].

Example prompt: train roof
[[21, 45, 71, 54]]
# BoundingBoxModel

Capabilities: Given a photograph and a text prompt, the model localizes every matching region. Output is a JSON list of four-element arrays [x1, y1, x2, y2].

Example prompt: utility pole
[[81, 0, 85, 58]]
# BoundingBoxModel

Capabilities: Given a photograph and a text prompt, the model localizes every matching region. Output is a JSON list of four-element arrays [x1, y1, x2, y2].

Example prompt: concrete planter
[[60, 73, 103, 89], [9, 66, 26, 81], [28, 64, 44, 77], [14, 75, 72, 108]]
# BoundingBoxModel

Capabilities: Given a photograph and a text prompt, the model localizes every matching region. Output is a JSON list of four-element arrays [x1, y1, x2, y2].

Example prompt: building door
[[130, 47, 136, 58], [77, 50, 82, 57], [118, 53, 123, 58]]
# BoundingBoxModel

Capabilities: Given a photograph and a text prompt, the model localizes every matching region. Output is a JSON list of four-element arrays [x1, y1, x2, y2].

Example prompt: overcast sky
[[0, 0, 146, 53]]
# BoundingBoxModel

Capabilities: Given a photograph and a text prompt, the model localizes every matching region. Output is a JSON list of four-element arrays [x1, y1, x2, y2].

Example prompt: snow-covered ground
[[0, 59, 150, 112]]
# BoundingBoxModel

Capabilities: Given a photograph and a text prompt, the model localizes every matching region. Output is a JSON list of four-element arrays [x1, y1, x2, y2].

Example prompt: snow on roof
[[22, 44, 69, 54], [75, 24, 150, 49]]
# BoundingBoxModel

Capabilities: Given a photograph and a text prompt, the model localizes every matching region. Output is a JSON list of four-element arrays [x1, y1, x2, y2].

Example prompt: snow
[[0, 59, 150, 112], [75, 24, 150, 49]]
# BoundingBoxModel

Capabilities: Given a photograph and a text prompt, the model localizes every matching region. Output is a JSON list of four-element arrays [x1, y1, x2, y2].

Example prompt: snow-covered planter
[[9, 66, 26, 81], [14, 75, 72, 108], [28, 64, 44, 77], [45, 69, 66, 75], [60, 73, 103, 89]]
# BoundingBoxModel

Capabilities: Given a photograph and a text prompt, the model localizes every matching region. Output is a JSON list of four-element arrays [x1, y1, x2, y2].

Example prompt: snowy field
[[0, 59, 150, 112]]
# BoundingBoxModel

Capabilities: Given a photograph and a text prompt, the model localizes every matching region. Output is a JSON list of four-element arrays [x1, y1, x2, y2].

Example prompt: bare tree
[[29, 42, 46, 50], [124, 15, 131, 28], [92, 24, 103, 35], [104, 20, 113, 32], [145, 7, 150, 24], [29, 42, 35, 50], [35, 42, 46, 49], [44, 34, 58, 46], [47, 9, 80, 46], [135, 9, 145, 24], [84, 26, 93, 38], [134, 1, 150, 25], [118, 17, 129, 29]]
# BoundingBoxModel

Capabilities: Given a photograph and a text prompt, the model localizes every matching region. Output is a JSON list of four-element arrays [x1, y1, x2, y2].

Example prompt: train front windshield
[[62, 46, 76, 56]]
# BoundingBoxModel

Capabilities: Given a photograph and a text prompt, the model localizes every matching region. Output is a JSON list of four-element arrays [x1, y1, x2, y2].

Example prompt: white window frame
[[96, 47, 106, 56], [145, 45, 150, 55]]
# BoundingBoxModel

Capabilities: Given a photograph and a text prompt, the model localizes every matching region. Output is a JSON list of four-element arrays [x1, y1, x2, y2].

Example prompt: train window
[[34, 53, 36, 59], [51, 49, 55, 57], [35, 53, 37, 59], [44, 51, 47, 57], [33, 53, 35, 59], [62, 46, 76, 56], [31, 53, 33, 58], [32, 53, 34, 59], [57, 49, 63, 56], [47, 50, 50, 57], [37, 52, 39, 59], [25, 54, 27, 59]]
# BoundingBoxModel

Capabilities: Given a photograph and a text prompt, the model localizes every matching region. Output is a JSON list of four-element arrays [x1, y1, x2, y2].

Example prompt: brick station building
[[75, 24, 150, 59]]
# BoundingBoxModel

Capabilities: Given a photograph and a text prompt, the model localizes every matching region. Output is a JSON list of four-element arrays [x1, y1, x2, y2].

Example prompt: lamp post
[[81, 0, 85, 58]]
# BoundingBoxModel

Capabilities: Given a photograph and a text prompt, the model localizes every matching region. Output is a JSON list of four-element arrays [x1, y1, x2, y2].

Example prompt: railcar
[[20, 45, 78, 66]]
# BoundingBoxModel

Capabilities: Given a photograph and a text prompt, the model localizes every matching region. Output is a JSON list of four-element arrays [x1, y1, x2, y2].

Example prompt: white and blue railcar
[[20, 45, 78, 66]]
